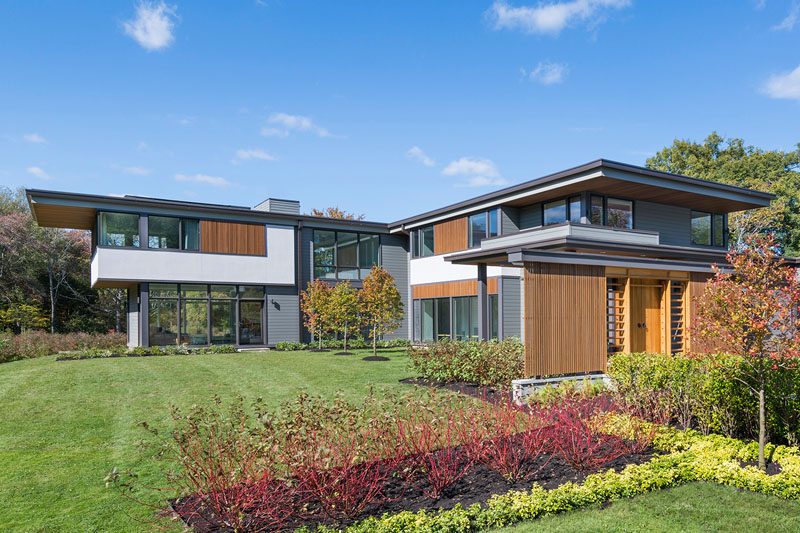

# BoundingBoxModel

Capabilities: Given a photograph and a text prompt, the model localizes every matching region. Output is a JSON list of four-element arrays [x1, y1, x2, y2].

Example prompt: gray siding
[[636, 201, 691, 247], [381, 234, 410, 340], [519, 204, 542, 230], [254, 198, 301, 215], [267, 286, 300, 344], [501, 206, 520, 235], [300, 226, 315, 342], [500, 276, 521, 340]]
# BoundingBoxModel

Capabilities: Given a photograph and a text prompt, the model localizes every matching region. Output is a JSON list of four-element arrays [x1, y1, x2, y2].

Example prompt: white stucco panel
[[409, 255, 520, 286]]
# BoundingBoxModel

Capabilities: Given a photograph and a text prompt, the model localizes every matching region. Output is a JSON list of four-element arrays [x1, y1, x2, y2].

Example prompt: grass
[[492, 482, 800, 533], [0, 348, 413, 532]]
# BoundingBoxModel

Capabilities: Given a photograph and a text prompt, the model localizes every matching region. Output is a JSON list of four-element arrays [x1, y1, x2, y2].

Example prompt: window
[[421, 299, 435, 342], [489, 294, 499, 340], [436, 298, 450, 340], [691, 211, 711, 246], [468, 212, 487, 247], [182, 219, 200, 250], [606, 198, 633, 229], [453, 296, 472, 340], [148, 283, 266, 346], [569, 196, 582, 223], [313, 230, 381, 279], [713, 214, 725, 247], [148, 216, 180, 249], [489, 209, 499, 237], [420, 226, 434, 256], [99, 212, 139, 247], [590, 195, 604, 225], [543, 199, 567, 226], [416, 294, 497, 342]]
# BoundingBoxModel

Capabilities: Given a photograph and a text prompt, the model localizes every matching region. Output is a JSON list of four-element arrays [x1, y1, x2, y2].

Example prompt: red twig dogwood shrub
[[547, 396, 627, 471]]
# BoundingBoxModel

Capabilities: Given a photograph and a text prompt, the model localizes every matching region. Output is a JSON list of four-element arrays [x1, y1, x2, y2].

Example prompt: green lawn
[[0, 348, 413, 532], [3, 351, 800, 533], [492, 482, 800, 533]]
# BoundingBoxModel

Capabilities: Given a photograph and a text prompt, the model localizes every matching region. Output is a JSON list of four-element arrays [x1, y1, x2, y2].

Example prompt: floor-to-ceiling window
[[415, 293, 498, 342], [147, 283, 266, 346]]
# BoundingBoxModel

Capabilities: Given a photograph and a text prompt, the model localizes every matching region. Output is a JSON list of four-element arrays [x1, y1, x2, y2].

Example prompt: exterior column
[[477, 263, 488, 341]]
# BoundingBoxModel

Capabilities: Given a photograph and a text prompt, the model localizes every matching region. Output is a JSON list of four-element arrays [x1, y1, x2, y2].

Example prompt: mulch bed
[[171, 445, 656, 533], [334, 351, 354, 356], [362, 355, 390, 361], [400, 377, 513, 404], [739, 460, 782, 475], [57, 352, 172, 361]]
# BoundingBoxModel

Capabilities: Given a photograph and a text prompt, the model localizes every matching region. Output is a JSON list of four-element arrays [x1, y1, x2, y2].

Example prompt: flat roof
[[389, 159, 776, 228]]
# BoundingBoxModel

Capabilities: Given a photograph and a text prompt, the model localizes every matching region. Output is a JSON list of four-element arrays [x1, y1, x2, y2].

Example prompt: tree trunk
[[372, 323, 377, 357], [48, 270, 55, 334], [318, 325, 323, 350], [115, 303, 121, 333], [758, 385, 766, 471], [344, 321, 348, 352]]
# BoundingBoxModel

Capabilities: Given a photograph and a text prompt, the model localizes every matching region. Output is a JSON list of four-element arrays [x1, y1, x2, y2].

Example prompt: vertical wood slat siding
[[686, 271, 714, 352], [200, 220, 266, 256], [433, 217, 468, 255], [524, 263, 606, 377], [412, 278, 498, 299]]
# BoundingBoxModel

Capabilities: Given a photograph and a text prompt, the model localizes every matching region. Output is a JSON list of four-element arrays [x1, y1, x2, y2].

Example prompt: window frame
[[587, 194, 635, 229], [98, 210, 141, 248], [691, 210, 726, 248], [467, 208, 501, 249], [413, 292, 499, 342], [312, 229, 382, 280]]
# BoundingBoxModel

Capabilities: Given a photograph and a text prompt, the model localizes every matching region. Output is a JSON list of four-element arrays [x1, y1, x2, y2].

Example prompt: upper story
[[25, 189, 404, 290], [389, 159, 774, 270]]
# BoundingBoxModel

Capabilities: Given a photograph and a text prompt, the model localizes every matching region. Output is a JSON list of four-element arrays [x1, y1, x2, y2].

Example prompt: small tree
[[360, 266, 404, 357], [692, 234, 800, 470], [300, 279, 333, 350], [328, 281, 360, 353]]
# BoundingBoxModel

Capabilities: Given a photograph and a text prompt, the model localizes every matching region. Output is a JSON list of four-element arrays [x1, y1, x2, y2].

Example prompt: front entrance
[[629, 279, 663, 352]]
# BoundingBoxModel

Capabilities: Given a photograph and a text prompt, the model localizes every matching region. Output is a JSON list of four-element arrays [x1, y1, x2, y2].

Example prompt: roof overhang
[[390, 159, 776, 231]]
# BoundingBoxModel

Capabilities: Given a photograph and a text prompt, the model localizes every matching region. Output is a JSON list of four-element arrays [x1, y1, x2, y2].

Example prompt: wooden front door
[[630, 280, 663, 352]]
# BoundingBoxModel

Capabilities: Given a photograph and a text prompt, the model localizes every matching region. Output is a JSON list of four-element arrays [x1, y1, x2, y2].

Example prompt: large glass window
[[544, 199, 567, 226], [606, 198, 633, 229], [453, 296, 471, 341], [489, 209, 499, 238], [420, 226, 434, 256], [150, 283, 178, 298], [691, 211, 711, 246], [210, 301, 235, 344], [489, 294, 499, 340], [713, 214, 725, 247], [590, 196, 604, 225], [468, 212, 488, 247], [421, 299, 435, 342], [149, 299, 177, 346], [181, 300, 208, 345], [239, 301, 263, 345], [313, 230, 336, 279], [569, 196, 582, 223], [359, 234, 380, 276], [182, 219, 200, 250], [436, 298, 450, 341], [313, 230, 382, 279], [148, 216, 180, 249], [99, 212, 140, 247]]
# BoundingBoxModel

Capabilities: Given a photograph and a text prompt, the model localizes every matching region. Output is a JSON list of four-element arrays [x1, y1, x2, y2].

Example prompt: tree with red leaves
[[692, 234, 800, 470], [300, 279, 333, 350]]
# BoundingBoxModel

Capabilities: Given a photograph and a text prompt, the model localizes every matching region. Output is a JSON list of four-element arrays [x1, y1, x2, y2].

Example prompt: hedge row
[[0, 331, 127, 363], [607, 351, 800, 446], [306, 421, 800, 532], [407, 339, 524, 387], [56, 344, 237, 360], [275, 338, 411, 351]]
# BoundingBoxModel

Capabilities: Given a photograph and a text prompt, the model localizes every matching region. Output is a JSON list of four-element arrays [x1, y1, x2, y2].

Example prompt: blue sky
[[1, 0, 799, 221]]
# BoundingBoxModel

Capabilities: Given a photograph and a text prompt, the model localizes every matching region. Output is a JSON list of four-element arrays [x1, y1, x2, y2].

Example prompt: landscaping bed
[[56, 344, 237, 360], [400, 376, 513, 404]]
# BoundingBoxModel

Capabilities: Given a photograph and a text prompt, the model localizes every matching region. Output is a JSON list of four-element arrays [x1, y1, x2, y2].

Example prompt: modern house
[[26, 159, 775, 376]]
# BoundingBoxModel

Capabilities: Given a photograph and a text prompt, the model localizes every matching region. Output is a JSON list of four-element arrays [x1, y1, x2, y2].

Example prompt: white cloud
[[123, 166, 151, 175], [231, 149, 277, 164], [174, 173, 230, 187], [773, 3, 799, 31], [122, 1, 177, 51], [487, 0, 630, 35], [762, 64, 800, 101], [27, 166, 53, 180], [261, 112, 331, 137], [523, 61, 568, 84], [23, 133, 47, 144], [406, 146, 435, 167], [442, 157, 508, 188]]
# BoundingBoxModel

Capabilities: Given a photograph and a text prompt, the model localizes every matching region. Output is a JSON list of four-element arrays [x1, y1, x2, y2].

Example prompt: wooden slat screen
[[524, 262, 606, 377], [606, 277, 625, 354], [412, 278, 498, 299], [200, 220, 266, 256], [433, 217, 468, 255], [668, 280, 686, 354], [686, 272, 714, 352]]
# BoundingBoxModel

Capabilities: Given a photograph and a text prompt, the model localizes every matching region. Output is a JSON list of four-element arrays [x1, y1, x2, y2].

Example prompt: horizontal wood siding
[[433, 217, 468, 255], [412, 278, 498, 299], [200, 220, 265, 256], [524, 262, 606, 377]]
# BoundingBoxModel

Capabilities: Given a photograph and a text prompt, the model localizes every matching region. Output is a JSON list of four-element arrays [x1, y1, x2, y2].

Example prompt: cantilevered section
[[390, 159, 775, 230]]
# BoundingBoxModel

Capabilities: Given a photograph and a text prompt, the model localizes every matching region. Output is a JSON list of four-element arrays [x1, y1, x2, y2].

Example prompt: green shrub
[[129, 346, 149, 355], [275, 341, 309, 351], [407, 338, 524, 387], [0, 331, 126, 363], [607, 352, 797, 444], [194, 344, 237, 354]]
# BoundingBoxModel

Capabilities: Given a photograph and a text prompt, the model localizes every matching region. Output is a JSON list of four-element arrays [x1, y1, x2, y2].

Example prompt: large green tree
[[646, 132, 800, 255]]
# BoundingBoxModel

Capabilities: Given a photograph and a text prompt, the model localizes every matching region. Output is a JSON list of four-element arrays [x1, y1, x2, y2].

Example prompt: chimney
[[253, 198, 300, 216]]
